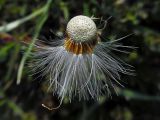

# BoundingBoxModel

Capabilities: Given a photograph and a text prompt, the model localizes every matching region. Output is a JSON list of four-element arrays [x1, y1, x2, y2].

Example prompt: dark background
[[0, 0, 160, 120]]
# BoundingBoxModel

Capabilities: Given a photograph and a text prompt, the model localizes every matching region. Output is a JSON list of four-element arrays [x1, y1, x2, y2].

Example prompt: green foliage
[[17, 0, 52, 84], [0, 43, 14, 61]]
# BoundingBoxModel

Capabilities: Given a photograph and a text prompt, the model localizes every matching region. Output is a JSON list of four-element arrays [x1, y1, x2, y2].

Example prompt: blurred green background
[[0, 0, 160, 120]]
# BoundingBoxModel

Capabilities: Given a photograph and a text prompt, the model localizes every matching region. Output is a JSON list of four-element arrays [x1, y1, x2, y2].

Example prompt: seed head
[[30, 15, 134, 102], [66, 15, 97, 42]]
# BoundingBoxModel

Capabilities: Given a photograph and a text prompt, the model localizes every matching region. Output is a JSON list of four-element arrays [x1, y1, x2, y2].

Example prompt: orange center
[[64, 34, 98, 55]]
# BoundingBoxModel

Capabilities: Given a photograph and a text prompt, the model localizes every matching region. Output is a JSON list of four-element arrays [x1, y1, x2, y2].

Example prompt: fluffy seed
[[30, 15, 134, 102]]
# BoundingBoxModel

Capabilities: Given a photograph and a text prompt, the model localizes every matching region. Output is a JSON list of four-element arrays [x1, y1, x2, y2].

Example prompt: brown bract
[[64, 33, 99, 55]]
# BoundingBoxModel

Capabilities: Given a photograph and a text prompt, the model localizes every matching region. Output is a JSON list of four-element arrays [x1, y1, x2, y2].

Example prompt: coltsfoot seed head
[[66, 15, 97, 42], [31, 15, 134, 102]]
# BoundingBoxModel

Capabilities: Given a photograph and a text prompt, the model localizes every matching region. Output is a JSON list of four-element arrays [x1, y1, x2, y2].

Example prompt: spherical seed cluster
[[66, 15, 97, 42]]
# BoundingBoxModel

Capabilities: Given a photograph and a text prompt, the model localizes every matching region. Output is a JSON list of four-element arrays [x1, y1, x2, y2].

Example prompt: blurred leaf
[[60, 1, 69, 21], [7, 100, 25, 117], [0, 43, 14, 61], [129, 51, 138, 61], [83, 2, 90, 16], [98, 96, 107, 104], [124, 108, 133, 120], [17, 0, 52, 84], [0, 89, 5, 98], [117, 88, 160, 101], [23, 112, 37, 120], [0, 0, 6, 10], [0, 99, 6, 106], [4, 44, 20, 81], [0, 3, 48, 32], [122, 12, 139, 25]]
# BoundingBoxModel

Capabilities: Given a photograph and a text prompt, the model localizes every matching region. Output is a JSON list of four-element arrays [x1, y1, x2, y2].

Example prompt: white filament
[[31, 35, 134, 101]]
